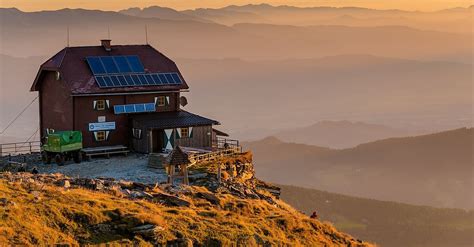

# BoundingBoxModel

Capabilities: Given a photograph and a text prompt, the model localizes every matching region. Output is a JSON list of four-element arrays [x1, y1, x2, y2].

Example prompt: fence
[[188, 146, 242, 164], [0, 141, 41, 157], [212, 137, 241, 152]]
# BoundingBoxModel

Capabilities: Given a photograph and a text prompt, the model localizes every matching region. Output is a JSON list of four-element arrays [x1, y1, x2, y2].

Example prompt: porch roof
[[132, 110, 220, 129]]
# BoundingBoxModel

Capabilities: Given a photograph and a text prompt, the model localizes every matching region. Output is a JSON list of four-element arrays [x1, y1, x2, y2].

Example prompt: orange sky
[[0, 0, 471, 12]]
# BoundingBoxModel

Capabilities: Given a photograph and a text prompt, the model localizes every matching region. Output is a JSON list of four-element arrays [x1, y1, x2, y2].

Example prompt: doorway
[[150, 129, 164, 153]]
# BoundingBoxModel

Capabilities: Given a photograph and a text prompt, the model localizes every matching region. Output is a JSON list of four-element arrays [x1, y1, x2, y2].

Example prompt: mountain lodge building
[[31, 40, 223, 153]]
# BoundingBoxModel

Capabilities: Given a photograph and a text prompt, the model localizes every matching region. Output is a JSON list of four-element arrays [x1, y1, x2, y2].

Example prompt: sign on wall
[[88, 122, 116, 131]]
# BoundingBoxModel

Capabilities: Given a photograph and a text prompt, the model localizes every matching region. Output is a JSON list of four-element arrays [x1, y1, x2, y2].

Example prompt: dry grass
[[0, 178, 371, 246]]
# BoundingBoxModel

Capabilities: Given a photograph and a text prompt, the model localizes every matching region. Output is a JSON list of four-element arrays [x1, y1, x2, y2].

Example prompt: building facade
[[31, 40, 219, 153]]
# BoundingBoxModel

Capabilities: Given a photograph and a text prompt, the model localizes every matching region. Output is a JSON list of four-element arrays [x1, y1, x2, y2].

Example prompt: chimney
[[101, 39, 111, 51]]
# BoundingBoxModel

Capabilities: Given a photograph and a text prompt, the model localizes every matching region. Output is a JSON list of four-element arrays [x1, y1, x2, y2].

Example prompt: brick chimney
[[101, 39, 112, 51]]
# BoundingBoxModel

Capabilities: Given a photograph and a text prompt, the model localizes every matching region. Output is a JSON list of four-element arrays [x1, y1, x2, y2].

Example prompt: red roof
[[31, 44, 189, 94]]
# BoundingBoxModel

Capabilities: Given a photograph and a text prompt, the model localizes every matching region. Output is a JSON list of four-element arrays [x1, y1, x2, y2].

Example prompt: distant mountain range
[[244, 128, 474, 209], [120, 4, 473, 33], [279, 184, 474, 247], [273, 120, 426, 148], [0, 7, 471, 62]]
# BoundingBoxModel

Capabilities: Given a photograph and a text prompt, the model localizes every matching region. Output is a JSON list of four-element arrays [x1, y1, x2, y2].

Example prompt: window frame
[[157, 96, 166, 107], [96, 100, 106, 110], [180, 127, 189, 138], [96, 131, 106, 141]]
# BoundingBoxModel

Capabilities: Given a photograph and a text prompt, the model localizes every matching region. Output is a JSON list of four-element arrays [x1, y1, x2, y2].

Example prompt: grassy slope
[[0, 178, 370, 246], [279, 184, 474, 247]]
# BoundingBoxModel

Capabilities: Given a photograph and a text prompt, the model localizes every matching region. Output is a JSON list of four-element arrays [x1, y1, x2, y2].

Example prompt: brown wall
[[131, 125, 213, 153], [175, 126, 213, 148], [73, 92, 179, 148], [39, 71, 73, 139]]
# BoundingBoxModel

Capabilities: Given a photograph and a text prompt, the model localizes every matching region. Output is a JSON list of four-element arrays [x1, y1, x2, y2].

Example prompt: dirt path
[[38, 154, 167, 184]]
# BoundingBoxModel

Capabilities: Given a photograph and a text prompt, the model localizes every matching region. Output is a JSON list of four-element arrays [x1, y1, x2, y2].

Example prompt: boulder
[[196, 192, 221, 206]]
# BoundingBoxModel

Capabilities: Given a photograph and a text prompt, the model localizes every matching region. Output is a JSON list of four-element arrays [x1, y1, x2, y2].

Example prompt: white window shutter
[[154, 97, 158, 105], [176, 128, 181, 139], [93, 100, 97, 110], [189, 127, 193, 138], [105, 100, 110, 109], [165, 96, 170, 105], [105, 131, 110, 140], [93, 132, 99, 141], [138, 129, 142, 139]]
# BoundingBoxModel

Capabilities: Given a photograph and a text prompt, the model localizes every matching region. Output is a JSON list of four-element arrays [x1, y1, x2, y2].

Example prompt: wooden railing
[[212, 137, 241, 152], [189, 146, 241, 164], [0, 141, 41, 157]]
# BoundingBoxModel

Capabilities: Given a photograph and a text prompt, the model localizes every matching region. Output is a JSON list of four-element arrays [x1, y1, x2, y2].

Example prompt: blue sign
[[88, 122, 116, 131]]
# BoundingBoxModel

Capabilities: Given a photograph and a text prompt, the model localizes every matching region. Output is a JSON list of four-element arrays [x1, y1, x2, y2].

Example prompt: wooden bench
[[81, 145, 129, 160]]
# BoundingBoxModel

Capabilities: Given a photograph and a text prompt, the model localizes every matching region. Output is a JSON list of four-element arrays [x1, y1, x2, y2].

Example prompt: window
[[96, 131, 106, 141], [132, 128, 142, 139], [157, 96, 166, 106], [96, 100, 106, 110], [180, 127, 189, 138]]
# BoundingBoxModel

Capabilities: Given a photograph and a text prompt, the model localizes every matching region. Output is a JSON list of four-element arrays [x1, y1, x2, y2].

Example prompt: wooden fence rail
[[188, 146, 241, 164], [0, 141, 41, 157]]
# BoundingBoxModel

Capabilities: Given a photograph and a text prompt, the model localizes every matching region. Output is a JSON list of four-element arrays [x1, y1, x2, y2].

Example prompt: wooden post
[[168, 164, 174, 185], [149, 130, 153, 153], [217, 163, 222, 183], [182, 164, 189, 185]]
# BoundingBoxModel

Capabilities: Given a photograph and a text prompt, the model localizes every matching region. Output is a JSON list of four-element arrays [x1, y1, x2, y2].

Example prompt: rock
[[0, 198, 8, 206], [196, 192, 221, 206], [61, 180, 71, 189], [153, 193, 191, 207], [131, 224, 164, 238]]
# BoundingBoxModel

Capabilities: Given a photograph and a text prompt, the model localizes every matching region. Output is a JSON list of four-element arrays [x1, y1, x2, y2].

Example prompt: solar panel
[[86, 57, 106, 75], [127, 56, 145, 73], [87, 54, 184, 88], [114, 103, 156, 114], [144, 103, 155, 111], [94, 73, 182, 88], [114, 56, 132, 73], [114, 105, 125, 114], [101, 56, 119, 74]]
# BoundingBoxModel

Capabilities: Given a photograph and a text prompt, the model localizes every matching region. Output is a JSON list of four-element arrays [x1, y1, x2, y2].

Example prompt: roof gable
[[31, 44, 189, 94]]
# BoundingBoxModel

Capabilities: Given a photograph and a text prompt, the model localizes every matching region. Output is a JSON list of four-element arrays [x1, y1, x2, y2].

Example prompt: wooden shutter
[[176, 128, 181, 139]]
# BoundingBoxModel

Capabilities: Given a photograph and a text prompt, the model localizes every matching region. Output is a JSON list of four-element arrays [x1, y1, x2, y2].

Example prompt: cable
[[17, 127, 40, 150], [0, 96, 38, 134]]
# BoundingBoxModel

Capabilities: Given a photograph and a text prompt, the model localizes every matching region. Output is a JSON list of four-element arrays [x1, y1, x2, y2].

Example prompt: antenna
[[145, 25, 149, 44], [107, 25, 111, 39], [67, 26, 70, 47]]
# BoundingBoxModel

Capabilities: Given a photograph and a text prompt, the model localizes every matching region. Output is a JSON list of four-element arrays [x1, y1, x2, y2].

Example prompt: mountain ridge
[[244, 128, 474, 209]]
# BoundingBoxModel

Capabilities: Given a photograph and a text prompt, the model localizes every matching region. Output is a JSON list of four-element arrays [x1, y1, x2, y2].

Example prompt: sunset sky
[[0, 0, 471, 12]]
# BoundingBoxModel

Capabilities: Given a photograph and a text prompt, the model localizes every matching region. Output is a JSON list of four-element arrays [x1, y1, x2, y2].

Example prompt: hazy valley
[[244, 128, 473, 209]]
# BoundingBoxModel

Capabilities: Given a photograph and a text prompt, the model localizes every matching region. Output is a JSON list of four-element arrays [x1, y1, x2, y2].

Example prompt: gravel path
[[38, 154, 168, 184]]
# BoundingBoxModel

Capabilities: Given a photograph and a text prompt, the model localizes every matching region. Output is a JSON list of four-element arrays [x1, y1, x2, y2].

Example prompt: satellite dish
[[180, 96, 188, 107]]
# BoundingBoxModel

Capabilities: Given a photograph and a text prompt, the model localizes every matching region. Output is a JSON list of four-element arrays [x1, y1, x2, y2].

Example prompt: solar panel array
[[86, 56, 183, 88], [95, 72, 182, 88], [114, 103, 156, 114]]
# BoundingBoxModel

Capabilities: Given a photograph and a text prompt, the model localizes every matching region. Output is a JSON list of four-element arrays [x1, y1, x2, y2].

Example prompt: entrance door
[[151, 129, 164, 153]]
